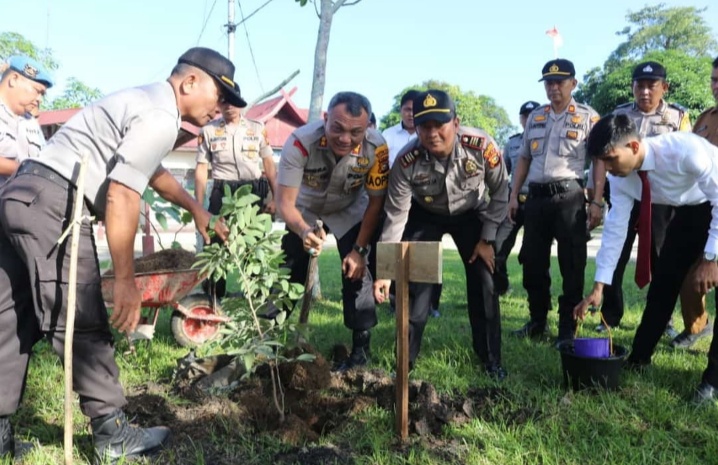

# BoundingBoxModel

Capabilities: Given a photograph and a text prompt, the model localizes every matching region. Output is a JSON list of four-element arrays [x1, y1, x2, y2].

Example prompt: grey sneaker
[[430, 308, 440, 318], [595, 323, 618, 333], [670, 323, 713, 350]]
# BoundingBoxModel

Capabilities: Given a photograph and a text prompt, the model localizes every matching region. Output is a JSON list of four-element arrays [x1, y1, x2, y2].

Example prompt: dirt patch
[[105, 248, 197, 275], [125, 346, 542, 463]]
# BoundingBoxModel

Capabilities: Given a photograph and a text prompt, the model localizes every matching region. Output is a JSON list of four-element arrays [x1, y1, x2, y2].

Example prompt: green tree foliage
[[575, 50, 714, 118], [1, 31, 102, 110], [380, 80, 514, 146], [0, 31, 58, 71], [48, 76, 103, 109], [576, 4, 717, 118], [609, 3, 717, 65]]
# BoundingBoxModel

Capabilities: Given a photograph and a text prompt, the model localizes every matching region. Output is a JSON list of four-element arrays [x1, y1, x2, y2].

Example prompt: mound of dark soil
[[105, 248, 197, 275]]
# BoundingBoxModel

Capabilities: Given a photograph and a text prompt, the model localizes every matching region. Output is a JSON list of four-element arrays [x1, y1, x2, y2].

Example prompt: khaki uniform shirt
[[519, 99, 599, 183], [381, 127, 509, 243], [693, 106, 718, 147], [587, 100, 690, 189], [613, 100, 691, 135], [0, 101, 45, 184], [278, 120, 389, 239], [196, 117, 273, 181], [37, 81, 181, 219], [503, 132, 528, 195]]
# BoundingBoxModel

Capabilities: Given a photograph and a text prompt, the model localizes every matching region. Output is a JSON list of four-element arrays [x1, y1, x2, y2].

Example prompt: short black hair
[[400, 90, 420, 107], [327, 91, 371, 118], [369, 112, 376, 125], [586, 114, 640, 159], [712, 56, 718, 69]]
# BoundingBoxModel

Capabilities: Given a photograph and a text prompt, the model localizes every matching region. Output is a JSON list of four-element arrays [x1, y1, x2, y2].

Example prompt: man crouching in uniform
[[374, 90, 510, 380], [276, 91, 388, 372], [0, 47, 233, 463]]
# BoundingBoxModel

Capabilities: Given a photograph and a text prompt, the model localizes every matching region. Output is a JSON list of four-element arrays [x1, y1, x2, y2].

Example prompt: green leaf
[[154, 212, 168, 230]]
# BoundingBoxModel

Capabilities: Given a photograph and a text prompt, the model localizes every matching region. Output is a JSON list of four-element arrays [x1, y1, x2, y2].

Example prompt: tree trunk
[[307, 0, 335, 122]]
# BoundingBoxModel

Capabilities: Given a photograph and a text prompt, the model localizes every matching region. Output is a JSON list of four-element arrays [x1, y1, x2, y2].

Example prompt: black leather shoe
[[670, 322, 713, 350], [92, 410, 169, 464], [692, 382, 718, 405], [485, 363, 508, 381], [511, 320, 548, 339], [333, 330, 371, 372], [0, 417, 14, 459]]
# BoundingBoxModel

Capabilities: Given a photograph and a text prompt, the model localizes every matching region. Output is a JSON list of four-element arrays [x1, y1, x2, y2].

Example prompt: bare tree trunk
[[307, 0, 334, 122], [307, 0, 363, 298]]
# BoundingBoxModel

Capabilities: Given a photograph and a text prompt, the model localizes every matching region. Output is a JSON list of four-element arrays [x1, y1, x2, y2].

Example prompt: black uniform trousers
[[522, 180, 587, 332], [494, 197, 526, 295], [600, 200, 673, 327], [0, 167, 125, 419], [281, 221, 377, 331], [629, 203, 718, 386], [401, 203, 501, 367], [205, 178, 270, 299]]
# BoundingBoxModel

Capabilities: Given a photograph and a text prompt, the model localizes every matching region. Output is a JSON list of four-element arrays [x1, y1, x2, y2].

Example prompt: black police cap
[[412, 90, 456, 126], [520, 101, 541, 115], [178, 47, 247, 108], [539, 58, 576, 82], [632, 61, 667, 81]]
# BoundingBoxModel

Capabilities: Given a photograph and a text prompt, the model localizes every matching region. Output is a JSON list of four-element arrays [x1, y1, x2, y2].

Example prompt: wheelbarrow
[[101, 269, 229, 347]]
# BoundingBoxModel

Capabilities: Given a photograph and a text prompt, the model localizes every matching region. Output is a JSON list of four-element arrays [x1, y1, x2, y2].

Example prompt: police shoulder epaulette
[[244, 117, 264, 126], [399, 147, 421, 168], [508, 132, 522, 140], [668, 102, 688, 113], [459, 132, 486, 151], [615, 102, 632, 109]]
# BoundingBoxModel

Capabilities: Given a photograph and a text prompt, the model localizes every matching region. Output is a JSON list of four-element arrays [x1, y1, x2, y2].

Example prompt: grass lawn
[[5, 249, 718, 464]]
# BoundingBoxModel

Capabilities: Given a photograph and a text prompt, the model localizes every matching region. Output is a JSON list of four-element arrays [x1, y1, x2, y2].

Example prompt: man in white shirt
[[575, 113, 718, 404], [382, 89, 419, 167]]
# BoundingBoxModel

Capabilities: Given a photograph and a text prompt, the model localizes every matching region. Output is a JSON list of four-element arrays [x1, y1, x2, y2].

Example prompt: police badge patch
[[464, 158, 479, 177], [482, 143, 500, 169]]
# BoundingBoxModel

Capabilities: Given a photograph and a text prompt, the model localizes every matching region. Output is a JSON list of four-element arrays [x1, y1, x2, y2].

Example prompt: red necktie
[[635, 171, 652, 288]]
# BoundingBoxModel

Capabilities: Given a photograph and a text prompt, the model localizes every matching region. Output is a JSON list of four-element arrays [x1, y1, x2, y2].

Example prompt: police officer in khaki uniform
[[509, 59, 599, 345], [0, 55, 53, 185], [0, 47, 235, 462], [494, 100, 540, 295], [195, 103, 277, 298], [374, 90, 510, 379], [277, 91, 388, 372], [587, 61, 704, 341]]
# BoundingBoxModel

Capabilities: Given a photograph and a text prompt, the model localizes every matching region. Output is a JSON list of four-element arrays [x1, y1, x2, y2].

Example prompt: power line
[[196, 0, 220, 45], [236, 0, 276, 28], [237, 0, 264, 93]]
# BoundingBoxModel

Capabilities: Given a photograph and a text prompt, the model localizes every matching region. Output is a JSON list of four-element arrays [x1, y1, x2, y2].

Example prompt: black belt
[[528, 179, 582, 198], [15, 160, 73, 191]]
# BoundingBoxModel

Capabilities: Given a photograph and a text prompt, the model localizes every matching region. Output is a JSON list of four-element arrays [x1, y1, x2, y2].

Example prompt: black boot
[[0, 417, 14, 459], [334, 330, 371, 372], [91, 410, 169, 464], [555, 314, 577, 349]]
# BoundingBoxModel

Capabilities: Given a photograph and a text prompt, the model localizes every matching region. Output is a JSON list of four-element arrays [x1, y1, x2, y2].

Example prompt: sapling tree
[[194, 184, 311, 422]]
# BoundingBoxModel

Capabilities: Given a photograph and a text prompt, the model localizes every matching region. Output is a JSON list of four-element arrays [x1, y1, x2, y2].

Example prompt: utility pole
[[226, 0, 237, 61]]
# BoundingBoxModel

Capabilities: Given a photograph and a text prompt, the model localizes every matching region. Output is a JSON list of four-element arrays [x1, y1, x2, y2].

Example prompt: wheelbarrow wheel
[[171, 294, 225, 347]]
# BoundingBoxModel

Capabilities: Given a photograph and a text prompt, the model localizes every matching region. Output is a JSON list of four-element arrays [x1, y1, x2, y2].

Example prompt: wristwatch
[[353, 243, 369, 257], [704, 251, 718, 262]]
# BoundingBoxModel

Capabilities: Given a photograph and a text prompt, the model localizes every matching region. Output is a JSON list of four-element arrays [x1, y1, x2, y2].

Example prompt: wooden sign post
[[376, 241, 442, 440]]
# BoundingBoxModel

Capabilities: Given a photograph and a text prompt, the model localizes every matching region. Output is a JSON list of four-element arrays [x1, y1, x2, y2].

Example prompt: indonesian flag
[[546, 26, 563, 57]]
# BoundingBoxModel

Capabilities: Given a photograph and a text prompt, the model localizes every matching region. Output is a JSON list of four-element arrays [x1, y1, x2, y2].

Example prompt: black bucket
[[557, 341, 629, 391]]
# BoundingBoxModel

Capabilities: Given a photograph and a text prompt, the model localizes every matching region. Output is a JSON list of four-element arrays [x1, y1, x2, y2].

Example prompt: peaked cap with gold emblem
[[412, 89, 456, 126], [538, 58, 575, 82]]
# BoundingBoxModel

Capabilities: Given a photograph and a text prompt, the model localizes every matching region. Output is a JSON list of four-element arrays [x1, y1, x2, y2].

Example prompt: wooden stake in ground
[[61, 154, 91, 465], [376, 241, 442, 440]]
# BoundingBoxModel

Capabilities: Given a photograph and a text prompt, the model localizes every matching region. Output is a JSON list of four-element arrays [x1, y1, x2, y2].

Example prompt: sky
[[1, 0, 717, 131]]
